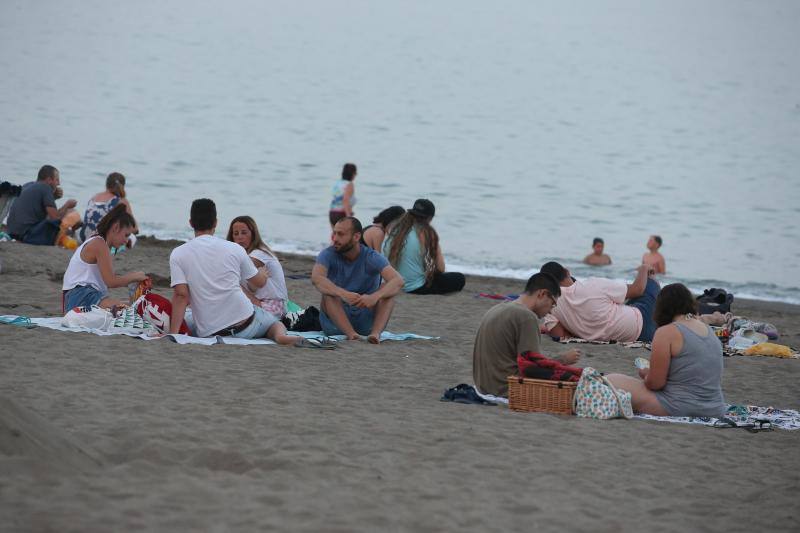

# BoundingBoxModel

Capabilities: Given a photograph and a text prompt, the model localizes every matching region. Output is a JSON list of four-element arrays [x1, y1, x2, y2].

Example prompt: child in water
[[642, 235, 666, 274]]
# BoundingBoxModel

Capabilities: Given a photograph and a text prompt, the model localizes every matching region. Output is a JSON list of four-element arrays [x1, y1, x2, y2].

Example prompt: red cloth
[[517, 351, 583, 382]]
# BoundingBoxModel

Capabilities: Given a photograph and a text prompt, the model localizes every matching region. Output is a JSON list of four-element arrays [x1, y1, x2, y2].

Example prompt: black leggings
[[409, 272, 466, 295]]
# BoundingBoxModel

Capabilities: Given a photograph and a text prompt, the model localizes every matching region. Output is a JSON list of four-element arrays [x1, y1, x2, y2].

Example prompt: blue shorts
[[627, 278, 660, 342], [320, 304, 375, 336], [64, 285, 106, 311]]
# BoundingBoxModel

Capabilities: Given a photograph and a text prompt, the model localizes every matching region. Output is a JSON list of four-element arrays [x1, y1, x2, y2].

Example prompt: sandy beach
[[1, 238, 798, 532]]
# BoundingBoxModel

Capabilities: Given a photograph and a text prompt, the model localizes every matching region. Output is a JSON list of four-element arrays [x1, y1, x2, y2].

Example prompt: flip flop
[[296, 337, 337, 350], [0, 316, 37, 329]]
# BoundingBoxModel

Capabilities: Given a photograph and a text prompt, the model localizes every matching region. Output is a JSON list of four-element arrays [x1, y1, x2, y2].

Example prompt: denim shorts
[[628, 278, 661, 342], [64, 285, 106, 311], [185, 305, 279, 339], [320, 304, 375, 336]]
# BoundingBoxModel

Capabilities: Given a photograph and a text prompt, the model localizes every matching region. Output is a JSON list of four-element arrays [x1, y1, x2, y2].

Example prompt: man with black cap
[[382, 198, 465, 295]]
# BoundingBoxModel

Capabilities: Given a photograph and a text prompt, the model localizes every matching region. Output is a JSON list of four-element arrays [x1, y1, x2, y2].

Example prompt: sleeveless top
[[654, 323, 726, 417], [62, 236, 109, 295], [80, 196, 120, 241], [247, 249, 289, 318], [330, 180, 355, 211], [382, 226, 426, 292]]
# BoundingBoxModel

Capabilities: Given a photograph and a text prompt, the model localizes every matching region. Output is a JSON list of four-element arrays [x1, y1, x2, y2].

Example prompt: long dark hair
[[96, 203, 136, 239], [654, 283, 698, 327], [385, 212, 439, 287], [226, 215, 276, 258], [373, 205, 405, 228], [342, 163, 357, 181]]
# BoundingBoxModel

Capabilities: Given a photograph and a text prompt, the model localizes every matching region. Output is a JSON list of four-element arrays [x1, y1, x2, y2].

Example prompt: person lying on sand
[[62, 204, 146, 311], [473, 272, 581, 397], [311, 216, 403, 343], [540, 261, 660, 343], [605, 283, 726, 417], [583, 237, 612, 266], [169, 199, 324, 347]]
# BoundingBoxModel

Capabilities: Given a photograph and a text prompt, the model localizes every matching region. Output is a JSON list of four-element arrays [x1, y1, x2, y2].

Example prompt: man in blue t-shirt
[[312, 217, 404, 343]]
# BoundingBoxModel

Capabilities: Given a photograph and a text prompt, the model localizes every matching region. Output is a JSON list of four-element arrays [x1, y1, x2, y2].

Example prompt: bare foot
[[345, 332, 360, 341], [367, 334, 380, 344]]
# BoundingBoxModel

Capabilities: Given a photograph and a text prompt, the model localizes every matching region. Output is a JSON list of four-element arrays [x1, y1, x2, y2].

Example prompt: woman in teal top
[[382, 199, 465, 295]]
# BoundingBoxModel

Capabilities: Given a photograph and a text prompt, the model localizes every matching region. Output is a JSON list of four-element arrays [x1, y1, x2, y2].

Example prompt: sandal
[[0, 316, 37, 329], [296, 337, 337, 350]]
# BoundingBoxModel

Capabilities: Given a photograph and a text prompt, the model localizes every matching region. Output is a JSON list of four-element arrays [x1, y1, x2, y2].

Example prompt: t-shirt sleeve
[[316, 248, 333, 269], [541, 313, 559, 332], [40, 185, 56, 209], [367, 249, 390, 274], [516, 311, 542, 355], [594, 278, 627, 304], [169, 250, 187, 287], [238, 246, 259, 280]]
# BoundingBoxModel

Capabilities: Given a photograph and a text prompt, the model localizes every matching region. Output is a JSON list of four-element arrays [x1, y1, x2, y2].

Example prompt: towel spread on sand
[[634, 405, 800, 431], [0, 315, 437, 345], [459, 385, 800, 431], [558, 337, 652, 349]]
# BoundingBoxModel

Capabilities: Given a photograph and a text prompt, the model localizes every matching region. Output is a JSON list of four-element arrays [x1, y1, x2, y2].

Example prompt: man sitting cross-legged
[[472, 272, 582, 397], [311, 216, 404, 344], [169, 199, 326, 347]]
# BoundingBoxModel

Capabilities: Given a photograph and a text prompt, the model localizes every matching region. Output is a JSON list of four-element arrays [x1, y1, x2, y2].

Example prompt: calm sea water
[[2, 1, 799, 302]]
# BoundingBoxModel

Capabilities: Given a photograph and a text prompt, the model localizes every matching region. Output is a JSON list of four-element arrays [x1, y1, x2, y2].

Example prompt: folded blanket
[[0, 315, 437, 346]]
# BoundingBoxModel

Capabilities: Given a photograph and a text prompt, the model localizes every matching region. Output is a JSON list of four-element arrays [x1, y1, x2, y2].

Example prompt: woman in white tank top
[[62, 204, 147, 311]]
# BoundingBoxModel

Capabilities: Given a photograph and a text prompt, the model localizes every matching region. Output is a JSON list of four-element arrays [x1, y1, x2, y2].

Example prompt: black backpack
[[696, 288, 733, 315]]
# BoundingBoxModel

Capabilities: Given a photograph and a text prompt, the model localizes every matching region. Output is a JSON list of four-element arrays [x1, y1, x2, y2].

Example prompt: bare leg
[[367, 297, 396, 344], [266, 321, 302, 346], [605, 373, 670, 416], [320, 294, 359, 340]]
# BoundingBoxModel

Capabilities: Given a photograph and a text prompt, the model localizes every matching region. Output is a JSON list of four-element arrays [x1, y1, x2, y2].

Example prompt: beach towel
[[443, 384, 798, 431], [635, 405, 800, 431], [0, 315, 437, 346]]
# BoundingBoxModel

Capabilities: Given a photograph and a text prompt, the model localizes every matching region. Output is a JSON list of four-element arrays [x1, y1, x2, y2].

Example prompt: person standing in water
[[329, 163, 357, 228], [583, 237, 612, 266], [642, 235, 666, 274]]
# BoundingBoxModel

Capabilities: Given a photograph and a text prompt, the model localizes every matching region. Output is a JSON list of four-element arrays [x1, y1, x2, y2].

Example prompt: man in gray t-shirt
[[472, 273, 582, 397], [6, 165, 77, 245]]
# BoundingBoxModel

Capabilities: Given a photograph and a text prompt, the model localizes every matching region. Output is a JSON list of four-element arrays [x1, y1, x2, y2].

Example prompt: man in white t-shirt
[[539, 261, 660, 343], [169, 199, 319, 346]]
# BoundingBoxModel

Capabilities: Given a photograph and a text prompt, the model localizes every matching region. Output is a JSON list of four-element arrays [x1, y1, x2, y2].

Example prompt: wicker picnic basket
[[507, 376, 576, 415]]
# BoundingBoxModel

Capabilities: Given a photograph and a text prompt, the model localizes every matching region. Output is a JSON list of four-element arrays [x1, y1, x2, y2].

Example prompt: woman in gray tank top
[[606, 283, 726, 417]]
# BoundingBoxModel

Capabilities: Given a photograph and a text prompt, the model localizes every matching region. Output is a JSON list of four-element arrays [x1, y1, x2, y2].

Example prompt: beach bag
[[697, 288, 733, 315], [133, 293, 190, 335], [573, 367, 633, 420], [62, 305, 115, 331]]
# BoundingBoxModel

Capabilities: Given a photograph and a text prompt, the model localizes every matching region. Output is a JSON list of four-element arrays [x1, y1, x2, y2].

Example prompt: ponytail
[[106, 172, 126, 198], [96, 203, 136, 239]]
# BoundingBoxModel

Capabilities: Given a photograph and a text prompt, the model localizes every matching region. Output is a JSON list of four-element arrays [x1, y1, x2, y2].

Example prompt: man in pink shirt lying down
[[539, 262, 660, 343]]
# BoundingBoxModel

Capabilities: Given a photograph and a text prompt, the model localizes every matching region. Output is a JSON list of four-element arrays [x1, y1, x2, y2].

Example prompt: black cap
[[408, 198, 435, 218]]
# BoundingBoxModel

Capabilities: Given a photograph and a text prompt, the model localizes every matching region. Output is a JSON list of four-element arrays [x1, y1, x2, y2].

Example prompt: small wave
[[137, 227, 800, 305]]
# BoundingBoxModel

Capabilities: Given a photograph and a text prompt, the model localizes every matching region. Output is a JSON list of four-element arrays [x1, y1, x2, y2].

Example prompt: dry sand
[[1, 238, 798, 532]]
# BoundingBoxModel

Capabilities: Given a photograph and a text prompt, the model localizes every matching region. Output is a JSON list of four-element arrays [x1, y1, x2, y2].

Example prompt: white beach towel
[[0, 315, 437, 346]]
